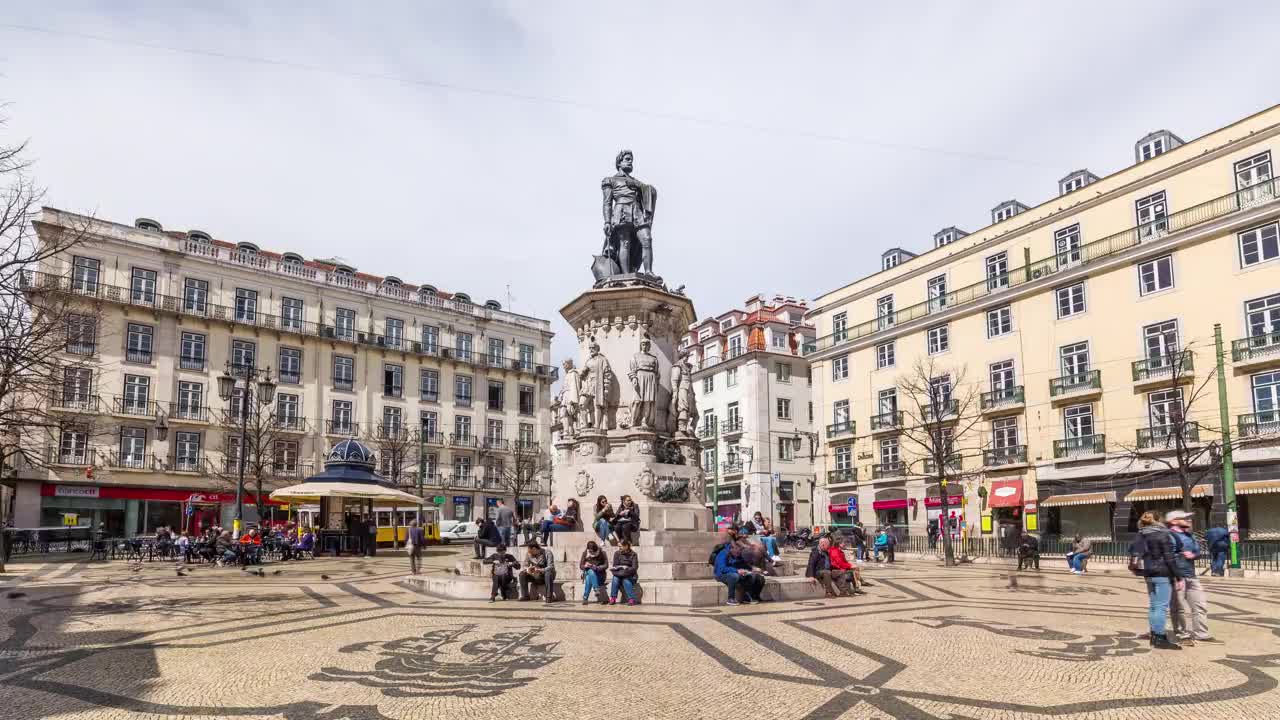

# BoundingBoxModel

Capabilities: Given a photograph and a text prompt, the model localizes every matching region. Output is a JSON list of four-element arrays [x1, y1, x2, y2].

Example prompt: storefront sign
[[1024, 501, 1037, 513], [923, 495, 964, 508], [62, 513, 79, 526], [827, 503, 848, 513], [988, 480, 1024, 508], [872, 499, 909, 511], [53, 485, 99, 499], [453, 496, 471, 505]]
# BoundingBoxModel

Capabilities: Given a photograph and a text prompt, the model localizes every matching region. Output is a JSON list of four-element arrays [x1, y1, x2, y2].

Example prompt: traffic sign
[[846, 497, 857, 513]]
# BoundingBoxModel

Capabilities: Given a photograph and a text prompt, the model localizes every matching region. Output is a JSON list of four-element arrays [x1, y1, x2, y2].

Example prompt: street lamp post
[[217, 363, 276, 538]]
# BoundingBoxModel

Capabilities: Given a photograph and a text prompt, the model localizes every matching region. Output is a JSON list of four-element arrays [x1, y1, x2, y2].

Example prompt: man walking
[[407, 520, 425, 575], [495, 499, 516, 548], [1203, 523, 1230, 577], [1166, 511, 1220, 645], [884, 524, 897, 563]]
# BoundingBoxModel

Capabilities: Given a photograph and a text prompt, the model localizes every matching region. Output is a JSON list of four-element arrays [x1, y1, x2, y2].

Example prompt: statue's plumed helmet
[[615, 149, 633, 170]]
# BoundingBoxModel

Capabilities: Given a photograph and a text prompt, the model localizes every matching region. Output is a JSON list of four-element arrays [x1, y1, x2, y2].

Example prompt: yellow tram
[[293, 504, 441, 545]]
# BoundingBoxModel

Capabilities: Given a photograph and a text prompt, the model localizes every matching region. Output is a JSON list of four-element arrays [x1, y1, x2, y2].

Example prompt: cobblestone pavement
[[3, 548, 1280, 719]]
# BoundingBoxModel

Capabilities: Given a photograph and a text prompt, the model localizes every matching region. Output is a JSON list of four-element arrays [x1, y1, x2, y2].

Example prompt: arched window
[[484, 300, 502, 311], [187, 230, 212, 243], [236, 242, 259, 254], [383, 276, 402, 287], [453, 293, 472, 305], [135, 218, 163, 232], [281, 252, 304, 266]]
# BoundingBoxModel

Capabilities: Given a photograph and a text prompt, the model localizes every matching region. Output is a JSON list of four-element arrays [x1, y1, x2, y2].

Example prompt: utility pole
[[1213, 324, 1242, 575], [416, 426, 426, 524], [712, 419, 720, 526]]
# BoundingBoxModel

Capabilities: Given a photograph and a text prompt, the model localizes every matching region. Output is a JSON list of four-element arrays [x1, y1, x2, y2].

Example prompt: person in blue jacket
[[1203, 524, 1230, 577], [714, 542, 765, 605]]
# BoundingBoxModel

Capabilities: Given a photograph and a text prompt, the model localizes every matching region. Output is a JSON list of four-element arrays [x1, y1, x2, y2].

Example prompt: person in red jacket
[[827, 538, 865, 596]]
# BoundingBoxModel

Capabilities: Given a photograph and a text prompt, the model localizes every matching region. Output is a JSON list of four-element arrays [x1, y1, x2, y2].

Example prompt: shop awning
[[1237, 479, 1280, 495], [270, 481, 425, 505], [1040, 491, 1117, 508], [1124, 484, 1213, 502], [923, 494, 963, 508], [988, 479, 1024, 508], [872, 499, 909, 511]]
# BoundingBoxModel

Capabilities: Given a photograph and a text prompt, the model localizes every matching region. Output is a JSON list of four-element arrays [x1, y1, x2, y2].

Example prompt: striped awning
[[1040, 491, 1117, 508], [1237, 479, 1280, 495], [1124, 484, 1213, 502]]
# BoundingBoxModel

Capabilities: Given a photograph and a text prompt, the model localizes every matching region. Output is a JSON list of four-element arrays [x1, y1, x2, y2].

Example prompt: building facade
[[806, 106, 1280, 542], [683, 294, 817, 530], [12, 209, 556, 535]]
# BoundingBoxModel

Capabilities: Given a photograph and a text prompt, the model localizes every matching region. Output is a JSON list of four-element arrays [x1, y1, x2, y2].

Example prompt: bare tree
[[1111, 340, 1224, 516], [211, 401, 298, 525], [0, 111, 98, 570], [895, 356, 986, 567], [479, 439, 551, 512], [369, 423, 419, 490]]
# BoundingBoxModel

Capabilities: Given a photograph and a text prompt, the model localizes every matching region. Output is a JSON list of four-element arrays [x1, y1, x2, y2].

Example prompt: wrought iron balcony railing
[[112, 396, 159, 418], [980, 385, 1024, 410], [826, 420, 856, 439], [721, 418, 744, 434], [168, 402, 209, 422], [325, 419, 358, 436], [50, 392, 100, 413], [1053, 434, 1106, 458], [921, 399, 959, 423], [1233, 331, 1280, 363], [923, 454, 963, 475], [1239, 411, 1280, 439], [826, 468, 857, 484], [984, 445, 1027, 466], [870, 410, 903, 431], [872, 461, 906, 479], [1050, 369, 1101, 397], [1137, 423, 1200, 449], [1131, 351, 1194, 381]]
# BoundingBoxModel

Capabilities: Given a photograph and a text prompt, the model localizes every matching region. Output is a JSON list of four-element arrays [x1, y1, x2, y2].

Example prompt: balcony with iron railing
[[920, 399, 959, 424], [279, 370, 302, 385], [450, 433, 478, 448], [826, 420, 856, 440], [1137, 423, 1201, 450], [1053, 434, 1106, 459], [167, 402, 209, 423], [1233, 330, 1280, 371], [333, 376, 354, 392], [722, 457, 744, 475], [699, 422, 718, 440], [170, 454, 210, 474], [112, 396, 159, 418], [65, 340, 96, 356], [984, 445, 1028, 467], [1239, 411, 1280, 439], [826, 468, 858, 485], [980, 386, 1025, 415], [482, 437, 510, 452], [106, 451, 158, 471], [20, 268, 560, 379], [274, 415, 308, 433], [447, 474, 475, 488], [513, 440, 540, 453], [802, 177, 1280, 358], [325, 419, 359, 436], [869, 410, 903, 433], [49, 392, 100, 413], [872, 461, 906, 479], [1049, 369, 1102, 402], [125, 348, 153, 364], [48, 447, 95, 466], [271, 461, 316, 479], [416, 429, 446, 445], [922, 454, 963, 475], [179, 355, 206, 371], [721, 417, 744, 435], [1132, 350, 1194, 388]]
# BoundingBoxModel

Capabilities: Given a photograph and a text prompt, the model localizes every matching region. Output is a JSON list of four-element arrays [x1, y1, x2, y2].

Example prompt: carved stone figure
[[634, 468, 657, 498], [559, 359, 581, 438], [598, 149, 657, 278], [574, 470, 594, 497], [627, 335, 659, 430], [684, 357, 700, 437], [579, 340, 614, 430], [669, 355, 693, 436]]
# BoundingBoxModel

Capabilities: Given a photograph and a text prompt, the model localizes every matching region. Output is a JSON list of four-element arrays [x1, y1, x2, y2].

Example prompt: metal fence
[[895, 534, 1280, 572]]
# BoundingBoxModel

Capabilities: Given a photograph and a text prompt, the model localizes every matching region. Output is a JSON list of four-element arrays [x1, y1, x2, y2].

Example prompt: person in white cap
[[1164, 510, 1220, 645]]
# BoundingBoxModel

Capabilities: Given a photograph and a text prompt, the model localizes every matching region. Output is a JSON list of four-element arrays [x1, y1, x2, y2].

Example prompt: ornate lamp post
[[216, 364, 276, 537]]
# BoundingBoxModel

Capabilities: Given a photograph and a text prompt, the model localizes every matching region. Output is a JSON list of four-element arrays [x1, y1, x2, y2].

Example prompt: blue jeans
[[1067, 553, 1085, 571], [539, 520, 571, 542], [1146, 576, 1173, 635], [1211, 549, 1227, 576], [582, 569, 604, 600], [760, 536, 780, 557], [497, 526, 513, 548], [610, 575, 636, 601], [717, 572, 740, 600], [594, 518, 611, 541]]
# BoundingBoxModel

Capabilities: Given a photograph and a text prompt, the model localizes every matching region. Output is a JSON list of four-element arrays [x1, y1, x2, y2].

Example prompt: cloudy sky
[[2, 2, 1277, 362]]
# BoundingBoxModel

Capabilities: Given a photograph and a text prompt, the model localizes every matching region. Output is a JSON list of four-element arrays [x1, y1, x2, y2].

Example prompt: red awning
[[988, 480, 1024, 508], [41, 483, 283, 505], [872, 499, 909, 511], [923, 495, 963, 508]]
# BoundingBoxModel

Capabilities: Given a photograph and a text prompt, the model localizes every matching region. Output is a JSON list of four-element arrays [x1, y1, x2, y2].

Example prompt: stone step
[[459, 555, 798, 579], [407, 571, 820, 607]]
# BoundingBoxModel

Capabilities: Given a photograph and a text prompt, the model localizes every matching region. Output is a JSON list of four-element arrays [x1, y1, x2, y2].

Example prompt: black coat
[[1134, 526, 1178, 578], [804, 546, 830, 578], [611, 549, 638, 579]]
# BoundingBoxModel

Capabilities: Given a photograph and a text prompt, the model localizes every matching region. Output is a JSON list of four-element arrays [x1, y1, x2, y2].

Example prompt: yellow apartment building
[[806, 106, 1280, 543], [10, 209, 556, 537]]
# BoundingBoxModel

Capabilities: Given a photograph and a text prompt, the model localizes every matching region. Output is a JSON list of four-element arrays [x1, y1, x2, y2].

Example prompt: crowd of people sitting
[[148, 523, 317, 567], [481, 537, 643, 606]]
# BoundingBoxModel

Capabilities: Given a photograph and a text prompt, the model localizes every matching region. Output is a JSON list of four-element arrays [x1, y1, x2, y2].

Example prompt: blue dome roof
[[326, 438, 376, 469]]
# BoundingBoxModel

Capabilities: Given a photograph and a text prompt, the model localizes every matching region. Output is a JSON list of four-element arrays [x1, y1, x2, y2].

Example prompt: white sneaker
[[771, 555, 782, 563], [1070, 569, 1081, 574], [726, 598, 739, 606]]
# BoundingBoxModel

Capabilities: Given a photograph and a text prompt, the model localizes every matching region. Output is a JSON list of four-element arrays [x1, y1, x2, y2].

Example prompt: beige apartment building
[[683, 294, 817, 530], [11, 209, 555, 535], [806, 106, 1280, 543]]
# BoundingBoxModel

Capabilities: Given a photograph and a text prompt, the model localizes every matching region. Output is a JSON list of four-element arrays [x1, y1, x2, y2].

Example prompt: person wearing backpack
[[1130, 511, 1182, 650], [1165, 511, 1220, 645], [1203, 523, 1230, 577]]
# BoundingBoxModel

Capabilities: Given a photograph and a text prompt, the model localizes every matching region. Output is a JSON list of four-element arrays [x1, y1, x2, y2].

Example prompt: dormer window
[[883, 254, 899, 270], [236, 242, 259, 254], [383, 276, 402, 287], [187, 230, 212, 243], [134, 218, 162, 232], [334, 266, 353, 277], [1135, 130, 1184, 163], [1058, 169, 1099, 196], [418, 286, 438, 302], [484, 300, 502, 311], [880, 247, 915, 271], [720, 318, 734, 331], [454, 293, 472, 305], [991, 200, 1028, 224], [280, 252, 304, 266], [933, 227, 968, 248]]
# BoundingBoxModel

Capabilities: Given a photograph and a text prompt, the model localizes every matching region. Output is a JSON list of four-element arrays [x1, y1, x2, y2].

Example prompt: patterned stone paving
[[3, 548, 1280, 719]]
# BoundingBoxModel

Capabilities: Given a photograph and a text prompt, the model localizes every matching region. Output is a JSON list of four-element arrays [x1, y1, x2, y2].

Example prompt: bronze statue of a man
[[627, 334, 659, 430], [602, 149, 657, 276]]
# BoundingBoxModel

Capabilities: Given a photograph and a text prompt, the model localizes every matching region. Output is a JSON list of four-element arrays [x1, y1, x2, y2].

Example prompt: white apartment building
[[683, 294, 817, 530], [11, 209, 555, 536]]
